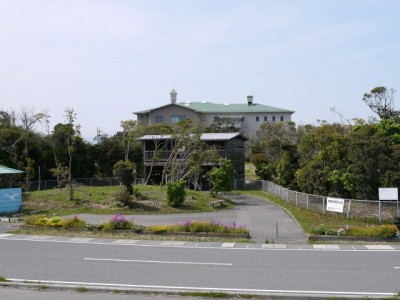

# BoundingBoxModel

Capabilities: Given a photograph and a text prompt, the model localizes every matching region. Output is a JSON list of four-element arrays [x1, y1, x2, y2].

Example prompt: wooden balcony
[[144, 149, 226, 163]]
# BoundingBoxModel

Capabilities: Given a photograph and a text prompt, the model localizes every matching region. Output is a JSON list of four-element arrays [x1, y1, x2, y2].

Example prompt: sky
[[0, 0, 399, 140]]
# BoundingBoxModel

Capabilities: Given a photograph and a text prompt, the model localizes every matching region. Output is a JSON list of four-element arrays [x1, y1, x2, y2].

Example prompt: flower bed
[[311, 224, 399, 239], [22, 214, 250, 239]]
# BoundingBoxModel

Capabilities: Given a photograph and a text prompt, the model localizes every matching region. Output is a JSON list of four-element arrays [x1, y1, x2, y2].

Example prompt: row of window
[[155, 115, 186, 124], [256, 116, 284, 122], [152, 114, 284, 124]]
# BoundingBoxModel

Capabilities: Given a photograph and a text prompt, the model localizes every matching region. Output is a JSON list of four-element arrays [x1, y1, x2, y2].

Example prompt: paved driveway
[[76, 193, 307, 244]]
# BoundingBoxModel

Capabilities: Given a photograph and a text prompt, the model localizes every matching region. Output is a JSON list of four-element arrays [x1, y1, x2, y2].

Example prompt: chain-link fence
[[24, 178, 144, 192], [234, 179, 400, 222]]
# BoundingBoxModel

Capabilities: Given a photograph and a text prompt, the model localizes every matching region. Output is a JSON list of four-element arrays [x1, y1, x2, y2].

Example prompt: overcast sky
[[1, 0, 399, 140]]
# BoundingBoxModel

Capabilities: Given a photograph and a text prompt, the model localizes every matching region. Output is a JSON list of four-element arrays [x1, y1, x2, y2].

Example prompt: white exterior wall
[[198, 112, 292, 136]]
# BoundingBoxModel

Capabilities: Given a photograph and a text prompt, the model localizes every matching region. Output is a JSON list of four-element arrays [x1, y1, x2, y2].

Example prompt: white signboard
[[379, 188, 398, 201], [326, 197, 344, 213]]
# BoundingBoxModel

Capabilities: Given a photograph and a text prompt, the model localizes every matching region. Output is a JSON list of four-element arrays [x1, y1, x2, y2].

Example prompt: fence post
[[346, 199, 352, 218], [307, 194, 309, 210], [295, 192, 298, 207], [378, 200, 382, 223], [322, 197, 325, 214]]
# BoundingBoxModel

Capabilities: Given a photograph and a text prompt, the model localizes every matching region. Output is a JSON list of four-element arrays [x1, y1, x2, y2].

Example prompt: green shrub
[[166, 180, 186, 207], [312, 224, 326, 235], [148, 225, 169, 233], [62, 215, 86, 228], [34, 217, 51, 226], [24, 214, 45, 225], [48, 217, 63, 227], [188, 221, 212, 233], [346, 225, 398, 238], [114, 188, 135, 208]]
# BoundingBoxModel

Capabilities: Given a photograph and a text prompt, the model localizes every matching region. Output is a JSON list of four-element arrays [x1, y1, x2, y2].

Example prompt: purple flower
[[343, 225, 349, 231], [182, 219, 192, 227]]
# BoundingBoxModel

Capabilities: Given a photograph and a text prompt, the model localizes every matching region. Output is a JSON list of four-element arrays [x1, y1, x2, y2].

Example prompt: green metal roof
[[177, 102, 294, 113], [0, 166, 24, 175]]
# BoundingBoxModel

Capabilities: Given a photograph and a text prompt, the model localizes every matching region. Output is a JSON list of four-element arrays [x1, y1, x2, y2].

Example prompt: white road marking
[[365, 245, 394, 250], [221, 243, 235, 247], [395, 267, 400, 269], [6, 278, 396, 297], [84, 257, 232, 266]]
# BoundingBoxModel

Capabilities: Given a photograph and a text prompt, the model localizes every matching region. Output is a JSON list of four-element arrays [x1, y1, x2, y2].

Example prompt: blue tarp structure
[[0, 166, 24, 175], [0, 166, 23, 213]]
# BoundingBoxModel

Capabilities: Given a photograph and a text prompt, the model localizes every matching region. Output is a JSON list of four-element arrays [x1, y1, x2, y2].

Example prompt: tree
[[363, 87, 398, 120], [208, 158, 236, 197], [163, 119, 205, 183], [120, 120, 142, 161], [17, 108, 49, 186], [113, 160, 136, 195], [64, 108, 80, 200]]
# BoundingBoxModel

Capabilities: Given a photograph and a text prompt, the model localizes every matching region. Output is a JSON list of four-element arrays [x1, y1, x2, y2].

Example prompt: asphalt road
[[0, 237, 399, 298], [76, 193, 307, 244]]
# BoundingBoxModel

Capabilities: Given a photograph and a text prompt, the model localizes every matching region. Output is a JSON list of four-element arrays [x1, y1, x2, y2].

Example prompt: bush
[[166, 180, 186, 207], [173, 220, 249, 234], [24, 214, 45, 225], [312, 224, 326, 235], [347, 224, 398, 238], [48, 217, 63, 227], [148, 225, 169, 233], [108, 214, 133, 230], [114, 188, 135, 208], [62, 215, 86, 228], [34, 217, 51, 226]]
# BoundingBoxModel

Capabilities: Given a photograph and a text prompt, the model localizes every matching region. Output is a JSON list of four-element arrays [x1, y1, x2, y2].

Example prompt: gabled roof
[[134, 103, 196, 115], [0, 166, 24, 175], [139, 132, 247, 141], [134, 101, 294, 115], [177, 102, 294, 114]]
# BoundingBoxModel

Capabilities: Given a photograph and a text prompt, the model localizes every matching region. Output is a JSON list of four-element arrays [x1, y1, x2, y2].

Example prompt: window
[[256, 116, 259, 122], [280, 116, 284, 122], [171, 115, 186, 124], [272, 116, 276, 122], [155, 115, 164, 123], [264, 116, 268, 122]]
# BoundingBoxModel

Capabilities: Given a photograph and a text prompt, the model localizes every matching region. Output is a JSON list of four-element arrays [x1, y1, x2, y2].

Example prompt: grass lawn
[[22, 185, 233, 216], [239, 190, 392, 234]]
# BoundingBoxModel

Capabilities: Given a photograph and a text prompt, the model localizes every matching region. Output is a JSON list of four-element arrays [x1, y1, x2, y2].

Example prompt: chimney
[[170, 89, 177, 104], [247, 95, 253, 106]]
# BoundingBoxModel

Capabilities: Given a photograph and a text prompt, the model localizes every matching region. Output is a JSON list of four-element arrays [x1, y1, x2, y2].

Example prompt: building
[[138, 132, 247, 188], [134, 90, 294, 137]]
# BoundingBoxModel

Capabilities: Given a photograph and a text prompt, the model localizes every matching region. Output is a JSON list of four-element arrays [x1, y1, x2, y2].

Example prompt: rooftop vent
[[247, 95, 253, 106]]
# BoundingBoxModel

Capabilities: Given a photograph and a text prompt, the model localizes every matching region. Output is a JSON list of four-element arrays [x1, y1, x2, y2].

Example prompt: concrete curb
[[0, 281, 393, 299]]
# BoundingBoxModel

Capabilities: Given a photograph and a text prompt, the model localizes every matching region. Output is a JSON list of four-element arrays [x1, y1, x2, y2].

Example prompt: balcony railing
[[144, 149, 226, 162]]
